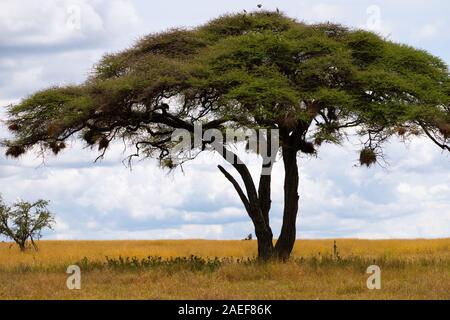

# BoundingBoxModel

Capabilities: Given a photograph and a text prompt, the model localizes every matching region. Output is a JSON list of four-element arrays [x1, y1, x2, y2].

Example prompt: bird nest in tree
[[359, 148, 377, 167], [7, 123, 20, 131], [396, 126, 407, 136], [5, 145, 26, 158], [438, 122, 450, 139], [98, 137, 110, 150], [48, 142, 66, 155]]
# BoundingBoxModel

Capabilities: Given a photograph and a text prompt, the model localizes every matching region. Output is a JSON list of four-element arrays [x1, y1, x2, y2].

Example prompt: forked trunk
[[218, 141, 300, 261]]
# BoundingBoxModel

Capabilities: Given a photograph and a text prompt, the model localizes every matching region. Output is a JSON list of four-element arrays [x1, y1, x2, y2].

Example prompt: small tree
[[0, 197, 54, 251]]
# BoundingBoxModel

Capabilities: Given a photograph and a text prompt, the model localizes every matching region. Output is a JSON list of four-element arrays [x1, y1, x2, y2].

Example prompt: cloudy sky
[[0, 0, 449, 240]]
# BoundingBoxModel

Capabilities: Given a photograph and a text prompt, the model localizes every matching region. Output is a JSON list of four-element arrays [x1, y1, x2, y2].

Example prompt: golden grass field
[[0, 239, 449, 300]]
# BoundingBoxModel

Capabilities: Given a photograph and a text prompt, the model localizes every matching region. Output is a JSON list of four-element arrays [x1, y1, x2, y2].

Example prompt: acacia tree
[[0, 197, 54, 251], [2, 12, 449, 260]]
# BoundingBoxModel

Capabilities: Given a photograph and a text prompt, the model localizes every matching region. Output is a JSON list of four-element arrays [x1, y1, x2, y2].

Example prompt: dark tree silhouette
[[2, 12, 449, 260]]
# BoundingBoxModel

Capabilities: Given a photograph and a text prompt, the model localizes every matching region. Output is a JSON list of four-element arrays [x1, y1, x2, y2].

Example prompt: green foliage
[[77, 255, 232, 273], [0, 197, 54, 251], [4, 86, 92, 156], [3, 11, 449, 164], [345, 30, 386, 66], [198, 11, 294, 41]]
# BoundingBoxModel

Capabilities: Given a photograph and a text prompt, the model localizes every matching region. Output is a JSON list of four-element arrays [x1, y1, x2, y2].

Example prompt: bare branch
[[217, 165, 251, 214], [419, 122, 450, 152]]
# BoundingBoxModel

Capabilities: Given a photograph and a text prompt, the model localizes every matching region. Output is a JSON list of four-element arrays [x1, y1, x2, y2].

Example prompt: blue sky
[[0, 0, 449, 240]]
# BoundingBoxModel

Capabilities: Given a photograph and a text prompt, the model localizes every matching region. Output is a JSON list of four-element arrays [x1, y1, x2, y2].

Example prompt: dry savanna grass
[[0, 239, 449, 300]]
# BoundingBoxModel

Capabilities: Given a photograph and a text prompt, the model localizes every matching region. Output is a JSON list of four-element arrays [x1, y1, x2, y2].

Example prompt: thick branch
[[258, 130, 276, 226], [258, 167, 272, 226], [217, 165, 251, 214], [215, 145, 260, 214]]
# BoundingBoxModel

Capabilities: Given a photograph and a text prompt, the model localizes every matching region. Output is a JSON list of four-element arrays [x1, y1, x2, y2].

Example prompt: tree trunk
[[18, 241, 26, 252], [257, 151, 275, 260], [256, 173, 274, 260], [254, 220, 274, 260], [245, 159, 274, 261], [275, 146, 300, 261]]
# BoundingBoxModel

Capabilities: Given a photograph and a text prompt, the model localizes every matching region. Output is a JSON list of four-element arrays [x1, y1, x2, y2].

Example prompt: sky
[[0, 0, 449, 240]]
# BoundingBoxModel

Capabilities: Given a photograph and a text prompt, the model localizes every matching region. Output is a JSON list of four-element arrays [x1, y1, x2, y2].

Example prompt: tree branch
[[217, 165, 251, 214], [419, 122, 450, 152]]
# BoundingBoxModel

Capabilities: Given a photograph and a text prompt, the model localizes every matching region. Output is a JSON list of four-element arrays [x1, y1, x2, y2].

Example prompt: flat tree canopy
[[3, 11, 449, 260]]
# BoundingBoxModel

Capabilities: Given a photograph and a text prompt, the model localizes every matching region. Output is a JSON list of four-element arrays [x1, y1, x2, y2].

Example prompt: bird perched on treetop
[[257, 4, 262, 9]]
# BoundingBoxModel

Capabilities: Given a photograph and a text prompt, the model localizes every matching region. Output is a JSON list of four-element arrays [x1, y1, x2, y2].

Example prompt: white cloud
[[0, 0, 141, 48], [297, 3, 344, 23], [0, 1, 142, 102], [415, 21, 446, 40], [104, 0, 142, 32], [417, 24, 439, 39], [0, 0, 100, 47], [53, 223, 227, 240], [1, 135, 448, 240]]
